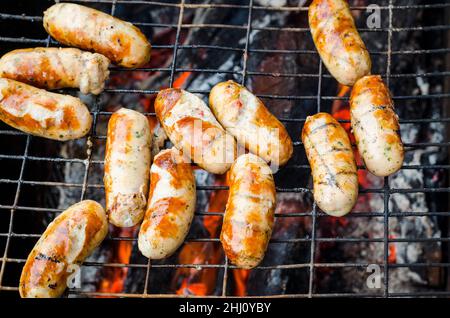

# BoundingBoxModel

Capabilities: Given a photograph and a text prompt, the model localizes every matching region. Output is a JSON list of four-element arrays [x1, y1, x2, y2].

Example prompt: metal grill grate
[[0, 0, 449, 298]]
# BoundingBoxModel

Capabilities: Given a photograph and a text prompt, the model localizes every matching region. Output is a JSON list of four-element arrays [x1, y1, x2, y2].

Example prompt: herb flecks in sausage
[[43, 3, 151, 68], [104, 108, 151, 227], [350, 75, 404, 177], [138, 148, 196, 260]]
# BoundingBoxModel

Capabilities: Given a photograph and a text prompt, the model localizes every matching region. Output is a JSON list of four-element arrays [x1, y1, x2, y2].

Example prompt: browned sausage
[[209, 80, 293, 167], [220, 153, 276, 269], [0, 47, 110, 95], [43, 3, 151, 68], [138, 147, 196, 259], [104, 108, 151, 227], [350, 75, 404, 176], [155, 88, 236, 174], [309, 0, 371, 86], [19, 200, 108, 298], [0, 78, 92, 140], [302, 112, 358, 216]]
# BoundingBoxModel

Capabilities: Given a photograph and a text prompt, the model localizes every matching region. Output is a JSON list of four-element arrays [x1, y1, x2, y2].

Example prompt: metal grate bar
[[382, 0, 394, 298], [308, 59, 323, 298], [4, 0, 449, 11]]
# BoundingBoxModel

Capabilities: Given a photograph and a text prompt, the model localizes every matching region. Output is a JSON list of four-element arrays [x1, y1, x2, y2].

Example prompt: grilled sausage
[[220, 153, 276, 269], [350, 75, 404, 176], [309, 0, 371, 86], [302, 113, 358, 216], [138, 148, 196, 259], [43, 3, 151, 68], [0, 78, 92, 140], [209, 80, 293, 167], [0, 48, 110, 95], [19, 200, 108, 298], [155, 88, 236, 174], [104, 108, 151, 227]]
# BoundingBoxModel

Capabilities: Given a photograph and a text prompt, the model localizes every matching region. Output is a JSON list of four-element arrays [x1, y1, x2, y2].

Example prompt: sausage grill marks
[[43, 3, 151, 68], [308, 0, 371, 86], [19, 200, 108, 298], [302, 113, 358, 217], [155, 88, 236, 174], [220, 154, 276, 269], [138, 148, 196, 259], [0, 48, 110, 95], [0, 78, 92, 141], [350, 75, 404, 177], [209, 80, 293, 167]]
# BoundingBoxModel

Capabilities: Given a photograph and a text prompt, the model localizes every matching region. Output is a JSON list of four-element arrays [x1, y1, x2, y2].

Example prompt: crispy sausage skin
[[104, 108, 151, 227], [220, 153, 276, 269], [302, 113, 358, 216], [350, 75, 404, 176], [138, 148, 196, 259], [19, 200, 108, 298], [0, 78, 92, 140], [155, 88, 236, 174], [43, 3, 151, 68], [0, 48, 110, 95], [209, 80, 293, 167], [309, 0, 371, 86]]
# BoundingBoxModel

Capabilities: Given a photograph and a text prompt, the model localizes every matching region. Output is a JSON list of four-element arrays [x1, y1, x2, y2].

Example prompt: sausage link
[[209, 80, 293, 167], [309, 0, 371, 86], [19, 200, 108, 298], [43, 3, 151, 68], [220, 153, 276, 269], [104, 108, 151, 227], [350, 75, 404, 176], [0, 48, 110, 95], [155, 88, 236, 174], [0, 78, 92, 140], [302, 113, 358, 216], [138, 147, 196, 259]]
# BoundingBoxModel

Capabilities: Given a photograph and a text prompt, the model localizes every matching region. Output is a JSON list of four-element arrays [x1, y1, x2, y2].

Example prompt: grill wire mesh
[[0, 0, 449, 298]]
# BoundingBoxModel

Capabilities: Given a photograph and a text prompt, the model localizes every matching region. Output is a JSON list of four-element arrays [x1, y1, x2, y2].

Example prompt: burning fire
[[97, 226, 138, 296], [97, 69, 193, 295], [174, 173, 227, 296], [388, 235, 397, 264]]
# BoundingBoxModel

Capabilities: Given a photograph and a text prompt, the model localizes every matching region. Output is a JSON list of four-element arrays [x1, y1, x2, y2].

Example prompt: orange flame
[[388, 235, 397, 264], [233, 269, 250, 296], [175, 242, 220, 296], [173, 72, 192, 89], [174, 174, 228, 296], [97, 226, 138, 296]]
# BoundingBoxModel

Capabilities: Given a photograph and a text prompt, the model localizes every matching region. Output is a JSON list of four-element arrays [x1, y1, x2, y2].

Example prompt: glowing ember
[[233, 269, 250, 296], [173, 71, 192, 89], [97, 226, 138, 296], [388, 235, 397, 264], [174, 174, 228, 295]]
